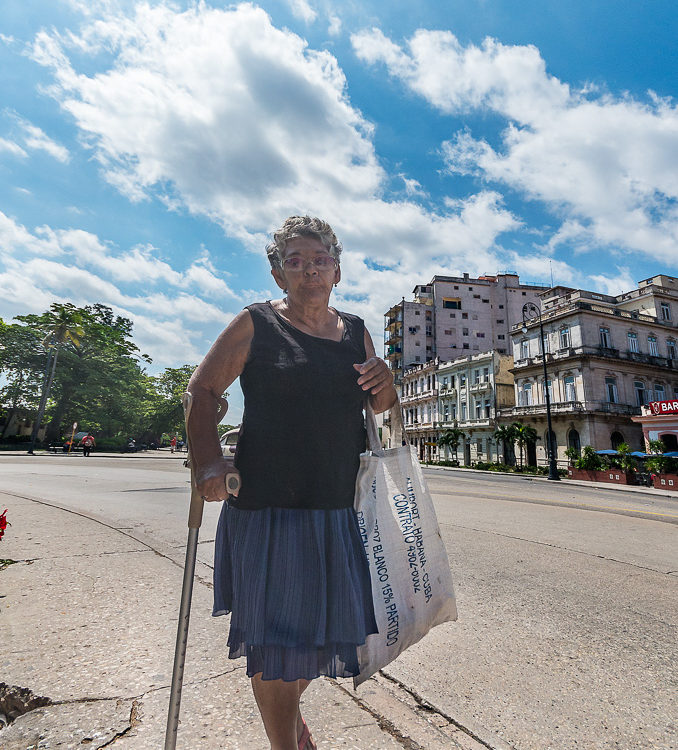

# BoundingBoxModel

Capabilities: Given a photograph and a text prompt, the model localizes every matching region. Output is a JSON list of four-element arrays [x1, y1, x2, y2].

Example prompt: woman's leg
[[251, 674, 316, 750]]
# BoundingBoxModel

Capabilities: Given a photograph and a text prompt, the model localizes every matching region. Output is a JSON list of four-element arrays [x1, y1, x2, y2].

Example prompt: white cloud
[[28, 3, 530, 336], [352, 28, 678, 267], [588, 267, 636, 297], [13, 116, 70, 162], [328, 14, 342, 36], [0, 137, 27, 157], [288, 0, 317, 24], [0, 211, 235, 370]]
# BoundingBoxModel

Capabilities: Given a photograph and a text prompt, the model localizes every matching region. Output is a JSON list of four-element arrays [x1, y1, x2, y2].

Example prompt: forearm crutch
[[164, 391, 238, 749]]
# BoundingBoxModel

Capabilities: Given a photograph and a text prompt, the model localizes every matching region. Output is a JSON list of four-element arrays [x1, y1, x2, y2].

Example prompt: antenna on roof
[[550, 260, 554, 288]]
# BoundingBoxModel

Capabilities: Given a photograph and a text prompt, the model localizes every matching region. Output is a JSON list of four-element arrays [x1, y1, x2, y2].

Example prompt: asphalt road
[[1, 454, 676, 750]]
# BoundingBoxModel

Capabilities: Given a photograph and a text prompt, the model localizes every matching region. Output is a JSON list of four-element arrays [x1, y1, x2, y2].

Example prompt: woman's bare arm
[[354, 328, 398, 414], [186, 309, 254, 500]]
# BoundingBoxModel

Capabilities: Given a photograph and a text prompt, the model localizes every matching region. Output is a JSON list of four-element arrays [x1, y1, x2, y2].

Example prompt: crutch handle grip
[[225, 472, 241, 494]]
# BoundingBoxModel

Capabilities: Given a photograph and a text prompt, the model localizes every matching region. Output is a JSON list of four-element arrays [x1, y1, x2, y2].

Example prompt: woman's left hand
[[353, 357, 394, 395]]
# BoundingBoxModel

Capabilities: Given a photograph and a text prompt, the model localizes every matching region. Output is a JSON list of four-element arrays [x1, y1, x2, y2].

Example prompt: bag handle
[[365, 399, 408, 453]]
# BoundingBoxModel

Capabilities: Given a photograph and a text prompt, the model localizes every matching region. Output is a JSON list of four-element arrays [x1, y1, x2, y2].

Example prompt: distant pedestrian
[[80, 433, 96, 457], [170, 436, 177, 454]]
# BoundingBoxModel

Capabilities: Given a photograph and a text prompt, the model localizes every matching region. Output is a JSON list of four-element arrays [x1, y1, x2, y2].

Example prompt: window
[[483, 298, 489, 303], [605, 377, 618, 404], [450, 375, 455, 388], [496, 319, 504, 324], [460, 374, 466, 386], [443, 298, 461, 309], [634, 381, 646, 406], [473, 294, 481, 299], [463, 343, 469, 349], [648, 335, 658, 356], [564, 375, 576, 402], [477, 332, 485, 338], [498, 304, 504, 309], [461, 312, 468, 319], [567, 429, 581, 455], [522, 291, 527, 296], [627, 331, 639, 352], [661, 302, 672, 321], [484, 399, 491, 418], [425, 326, 432, 336], [559, 327, 571, 349], [498, 348, 506, 353], [655, 383, 665, 401], [476, 438, 483, 455], [483, 367, 489, 381], [461, 402, 467, 420], [520, 339, 529, 359], [415, 310, 420, 316], [449, 313, 456, 318], [668, 340, 677, 360], [521, 383, 533, 406], [542, 378, 553, 403], [415, 356, 420, 362], [475, 400, 483, 418], [540, 334, 550, 354], [463, 328, 469, 336], [599, 327, 611, 348], [497, 334, 505, 340], [473, 369, 480, 384]]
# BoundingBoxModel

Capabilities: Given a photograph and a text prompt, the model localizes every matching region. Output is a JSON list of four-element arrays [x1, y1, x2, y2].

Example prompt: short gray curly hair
[[266, 215, 342, 270]]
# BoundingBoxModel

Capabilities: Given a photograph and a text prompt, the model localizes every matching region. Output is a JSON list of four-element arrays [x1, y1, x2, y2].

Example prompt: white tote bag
[[353, 402, 457, 687]]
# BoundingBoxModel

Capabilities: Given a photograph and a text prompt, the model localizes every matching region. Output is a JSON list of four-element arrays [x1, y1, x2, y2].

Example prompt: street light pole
[[522, 302, 560, 481]]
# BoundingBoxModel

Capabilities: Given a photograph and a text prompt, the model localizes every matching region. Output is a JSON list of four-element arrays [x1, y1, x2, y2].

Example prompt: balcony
[[513, 345, 675, 371], [502, 401, 584, 418], [500, 400, 641, 419], [469, 381, 492, 393], [401, 388, 439, 405]]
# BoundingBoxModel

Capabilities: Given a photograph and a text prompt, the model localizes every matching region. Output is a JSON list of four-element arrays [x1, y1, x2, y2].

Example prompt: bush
[[575, 446, 603, 471]]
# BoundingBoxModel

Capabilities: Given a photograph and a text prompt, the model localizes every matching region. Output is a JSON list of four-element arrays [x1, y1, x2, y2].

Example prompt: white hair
[[266, 215, 342, 269]]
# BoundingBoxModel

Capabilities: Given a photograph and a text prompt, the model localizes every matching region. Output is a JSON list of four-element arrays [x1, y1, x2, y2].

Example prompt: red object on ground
[[0, 509, 8, 541]]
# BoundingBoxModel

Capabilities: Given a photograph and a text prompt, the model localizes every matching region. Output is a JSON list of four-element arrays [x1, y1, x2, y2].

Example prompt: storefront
[[631, 399, 678, 451]]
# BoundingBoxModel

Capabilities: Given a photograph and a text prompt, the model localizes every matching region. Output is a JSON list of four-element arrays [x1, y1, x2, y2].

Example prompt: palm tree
[[512, 421, 538, 469], [28, 304, 84, 453], [493, 424, 517, 466], [437, 427, 465, 462]]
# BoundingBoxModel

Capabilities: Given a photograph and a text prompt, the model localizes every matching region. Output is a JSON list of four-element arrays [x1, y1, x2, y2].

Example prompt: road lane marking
[[430, 489, 678, 519]]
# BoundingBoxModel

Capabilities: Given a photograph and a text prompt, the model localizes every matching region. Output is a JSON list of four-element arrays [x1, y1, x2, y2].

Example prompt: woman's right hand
[[195, 454, 241, 502]]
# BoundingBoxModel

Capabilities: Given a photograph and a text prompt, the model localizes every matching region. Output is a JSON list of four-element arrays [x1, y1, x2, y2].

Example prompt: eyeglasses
[[281, 255, 337, 273]]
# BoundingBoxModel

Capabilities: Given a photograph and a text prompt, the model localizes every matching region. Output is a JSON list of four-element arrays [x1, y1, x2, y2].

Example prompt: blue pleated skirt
[[212, 503, 378, 682]]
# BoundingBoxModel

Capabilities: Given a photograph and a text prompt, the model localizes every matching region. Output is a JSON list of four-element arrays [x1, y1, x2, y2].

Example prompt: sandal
[[297, 718, 313, 750]]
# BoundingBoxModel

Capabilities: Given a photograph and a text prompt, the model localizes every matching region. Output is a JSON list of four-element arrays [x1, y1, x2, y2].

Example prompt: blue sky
[[1, 0, 677, 421]]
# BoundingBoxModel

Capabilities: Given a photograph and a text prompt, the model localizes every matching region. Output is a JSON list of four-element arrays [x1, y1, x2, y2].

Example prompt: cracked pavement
[[0, 490, 483, 750]]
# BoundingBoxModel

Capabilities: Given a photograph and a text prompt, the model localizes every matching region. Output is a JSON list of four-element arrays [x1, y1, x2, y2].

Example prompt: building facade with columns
[[500, 275, 678, 467], [400, 359, 439, 462], [437, 351, 515, 464]]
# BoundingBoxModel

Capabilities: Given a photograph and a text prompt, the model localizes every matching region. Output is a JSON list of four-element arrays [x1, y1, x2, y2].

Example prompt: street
[[1, 454, 677, 750]]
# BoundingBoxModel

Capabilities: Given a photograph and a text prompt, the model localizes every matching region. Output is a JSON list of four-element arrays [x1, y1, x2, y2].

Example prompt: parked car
[[220, 427, 240, 456]]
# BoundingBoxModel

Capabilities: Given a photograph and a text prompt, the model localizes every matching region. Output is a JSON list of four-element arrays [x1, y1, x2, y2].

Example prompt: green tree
[[575, 445, 603, 471], [493, 424, 517, 466], [142, 365, 198, 442], [437, 427, 465, 462], [0, 319, 45, 438], [512, 421, 538, 469], [16, 303, 85, 451]]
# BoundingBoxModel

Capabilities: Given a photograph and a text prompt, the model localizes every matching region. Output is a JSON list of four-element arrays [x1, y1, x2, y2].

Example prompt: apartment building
[[400, 359, 439, 462], [437, 351, 515, 464], [500, 275, 678, 466], [384, 273, 549, 385]]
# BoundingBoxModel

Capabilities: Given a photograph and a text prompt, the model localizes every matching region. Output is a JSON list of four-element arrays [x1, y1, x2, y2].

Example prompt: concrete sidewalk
[[0, 492, 485, 750]]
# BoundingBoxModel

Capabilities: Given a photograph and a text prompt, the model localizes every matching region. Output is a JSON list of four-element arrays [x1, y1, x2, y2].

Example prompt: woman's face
[[271, 236, 341, 303]]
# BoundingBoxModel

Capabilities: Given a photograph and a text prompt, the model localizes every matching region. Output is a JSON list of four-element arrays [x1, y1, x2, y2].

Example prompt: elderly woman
[[187, 216, 397, 750]]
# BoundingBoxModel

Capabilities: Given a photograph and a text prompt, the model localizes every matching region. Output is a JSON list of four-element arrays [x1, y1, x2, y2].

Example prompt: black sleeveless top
[[232, 301, 367, 510]]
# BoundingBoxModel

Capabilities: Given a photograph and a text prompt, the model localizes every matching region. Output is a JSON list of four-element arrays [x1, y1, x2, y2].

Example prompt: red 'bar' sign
[[649, 400, 678, 415]]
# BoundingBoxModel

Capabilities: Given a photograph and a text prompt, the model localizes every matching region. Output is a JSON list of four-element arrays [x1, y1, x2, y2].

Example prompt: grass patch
[[0, 559, 17, 572]]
